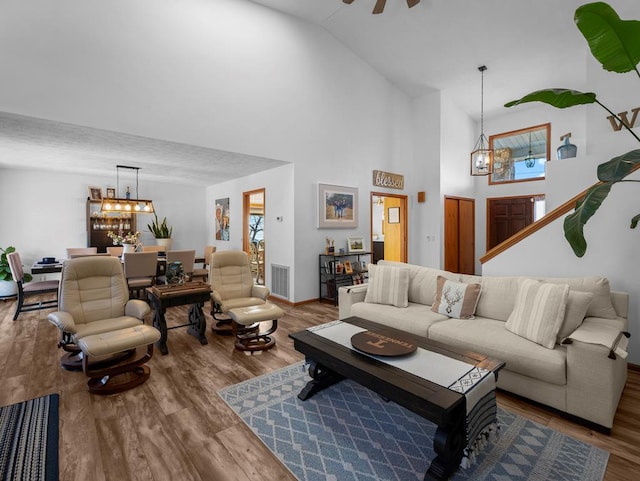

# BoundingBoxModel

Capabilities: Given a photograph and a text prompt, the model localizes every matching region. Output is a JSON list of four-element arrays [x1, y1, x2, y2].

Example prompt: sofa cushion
[[557, 290, 593, 343], [431, 276, 481, 319], [505, 279, 569, 349], [352, 302, 449, 338], [536, 276, 617, 319], [428, 317, 567, 385], [473, 276, 521, 321], [364, 263, 410, 308]]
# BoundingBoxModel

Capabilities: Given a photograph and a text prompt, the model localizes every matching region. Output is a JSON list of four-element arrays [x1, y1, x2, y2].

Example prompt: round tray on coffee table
[[351, 330, 417, 357]]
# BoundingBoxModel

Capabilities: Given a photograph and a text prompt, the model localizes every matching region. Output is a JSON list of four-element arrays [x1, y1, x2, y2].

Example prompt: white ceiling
[[2, 0, 637, 184]]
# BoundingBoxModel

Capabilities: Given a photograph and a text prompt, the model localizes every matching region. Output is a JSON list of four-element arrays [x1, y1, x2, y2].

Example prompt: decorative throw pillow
[[556, 290, 593, 343], [364, 263, 410, 308], [505, 279, 569, 349], [431, 276, 481, 319]]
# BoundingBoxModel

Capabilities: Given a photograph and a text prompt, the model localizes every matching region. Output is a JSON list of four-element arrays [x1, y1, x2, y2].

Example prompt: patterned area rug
[[0, 394, 59, 481], [218, 362, 608, 481]]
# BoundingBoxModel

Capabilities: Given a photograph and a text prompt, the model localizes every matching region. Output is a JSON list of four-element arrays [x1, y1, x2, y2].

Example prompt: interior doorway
[[243, 188, 265, 285], [444, 196, 475, 275], [370, 192, 408, 264], [486, 194, 545, 251]]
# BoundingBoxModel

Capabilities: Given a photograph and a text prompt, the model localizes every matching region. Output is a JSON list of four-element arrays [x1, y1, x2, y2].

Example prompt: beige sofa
[[338, 260, 629, 432]]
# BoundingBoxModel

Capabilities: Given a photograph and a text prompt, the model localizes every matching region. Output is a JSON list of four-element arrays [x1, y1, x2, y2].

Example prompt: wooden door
[[370, 193, 408, 264], [444, 196, 475, 274], [487, 196, 533, 250]]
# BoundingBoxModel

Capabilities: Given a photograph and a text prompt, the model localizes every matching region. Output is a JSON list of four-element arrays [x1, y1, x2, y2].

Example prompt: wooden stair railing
[[480, 189, 589, 264]]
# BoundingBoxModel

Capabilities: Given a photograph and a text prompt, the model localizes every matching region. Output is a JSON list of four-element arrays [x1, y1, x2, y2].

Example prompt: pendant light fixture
[[100, 165, 155, 214], [524, 132, 536, 168], [470, 65, 493, 176]]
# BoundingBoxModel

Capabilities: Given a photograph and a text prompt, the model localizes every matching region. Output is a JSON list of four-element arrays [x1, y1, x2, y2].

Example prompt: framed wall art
[[317, 183, 358, 228], [88, 186, 102, 200], [347, 237, 366, 253], [215, 197, 230, 241], [388, 206, 400, 224], [106, 188, 116, 198]]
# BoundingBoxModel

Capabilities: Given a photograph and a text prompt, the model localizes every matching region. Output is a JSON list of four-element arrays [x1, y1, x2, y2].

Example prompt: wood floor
[[1, 295, 639, 481]]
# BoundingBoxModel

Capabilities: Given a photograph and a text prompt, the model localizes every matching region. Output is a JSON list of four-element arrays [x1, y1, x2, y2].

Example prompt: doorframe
[[370, 192, 408, 263], [242, 188, 265, 255]]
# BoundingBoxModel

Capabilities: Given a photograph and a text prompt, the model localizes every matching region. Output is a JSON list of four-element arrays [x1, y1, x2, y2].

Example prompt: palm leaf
[[596, 148, 640, 181], [563, 183, 613, 257], [504, 89, 596, 109], [575, 2, 640, 74]]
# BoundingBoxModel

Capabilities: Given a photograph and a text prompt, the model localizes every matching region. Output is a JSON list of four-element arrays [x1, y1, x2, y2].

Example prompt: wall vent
[[271, 264, 290, 299]]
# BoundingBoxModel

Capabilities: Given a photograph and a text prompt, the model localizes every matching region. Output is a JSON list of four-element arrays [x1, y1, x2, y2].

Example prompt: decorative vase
[[156, 238, 173, 251], [557, 133, 577, 159], [0, 279, 18, 299], [122, 243, 136, 254]]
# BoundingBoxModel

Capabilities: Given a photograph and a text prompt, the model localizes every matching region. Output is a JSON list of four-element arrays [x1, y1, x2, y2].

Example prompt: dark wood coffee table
[[289, 316, 504, 481]]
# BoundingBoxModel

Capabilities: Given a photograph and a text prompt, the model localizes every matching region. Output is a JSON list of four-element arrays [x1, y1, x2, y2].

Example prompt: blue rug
[[218, 362, 608, 481], [0, 394, 59, 481]]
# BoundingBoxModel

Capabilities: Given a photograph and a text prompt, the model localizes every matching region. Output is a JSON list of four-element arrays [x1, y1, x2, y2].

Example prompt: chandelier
[[470, 65, 493, 176], [343, 0, 420, 15], [100, 165, 155, 214]]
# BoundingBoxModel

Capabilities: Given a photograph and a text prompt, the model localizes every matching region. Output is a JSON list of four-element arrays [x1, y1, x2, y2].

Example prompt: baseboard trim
[[628, 363, 640, 372]]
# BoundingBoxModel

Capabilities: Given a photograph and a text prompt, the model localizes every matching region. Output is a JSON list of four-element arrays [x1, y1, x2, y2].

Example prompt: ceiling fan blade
[[343, 0, 355, 4], [407, 0, 420, 7], [372, 0, 386, 14]]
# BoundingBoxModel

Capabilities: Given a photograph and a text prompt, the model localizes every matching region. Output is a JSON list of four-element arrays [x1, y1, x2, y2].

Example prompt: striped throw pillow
[[505, 279, 569, 349], [364, 264, 410, 308]]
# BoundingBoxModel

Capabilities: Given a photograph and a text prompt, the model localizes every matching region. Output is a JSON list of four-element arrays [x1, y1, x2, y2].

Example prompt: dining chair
[[106, 246, 124, 257], [66, 247, 98, 258], [123, 251, 158, 298], [192, 245, 216, 282], [7, 252, 59, 321], [166, 250, 196, 280]]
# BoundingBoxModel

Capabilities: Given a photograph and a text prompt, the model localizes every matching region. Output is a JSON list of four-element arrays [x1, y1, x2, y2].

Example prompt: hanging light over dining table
[[101, 165, 155, 214]]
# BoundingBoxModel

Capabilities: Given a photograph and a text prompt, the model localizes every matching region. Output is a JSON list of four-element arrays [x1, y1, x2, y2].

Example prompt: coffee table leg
[[187, 302, 208, 345], [425, 404, 465, 481], [298, 360, 344, 401]]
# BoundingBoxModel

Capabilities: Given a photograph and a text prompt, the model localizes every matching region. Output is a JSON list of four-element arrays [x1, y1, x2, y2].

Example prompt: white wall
[[205, 163, 295, 298], [0, 167, 206, 272]]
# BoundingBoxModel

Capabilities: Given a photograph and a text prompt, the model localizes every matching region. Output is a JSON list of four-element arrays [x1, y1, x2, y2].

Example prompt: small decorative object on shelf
[[325, 237, 335, 255], [166, 261, 186, 284], [557, 133, 577, 159]]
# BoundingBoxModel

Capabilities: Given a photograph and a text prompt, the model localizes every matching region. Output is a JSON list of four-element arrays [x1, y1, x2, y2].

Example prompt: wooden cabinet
[[86, 199, 137, 253], [319, 252, 371, 305]]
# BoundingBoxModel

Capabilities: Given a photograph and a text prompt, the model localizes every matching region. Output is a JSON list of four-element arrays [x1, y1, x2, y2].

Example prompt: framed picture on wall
[[388, 206, 400, 224], [106, 188, 116, 198], [317, 183, 358, 228], [88, 186, 102, 201]]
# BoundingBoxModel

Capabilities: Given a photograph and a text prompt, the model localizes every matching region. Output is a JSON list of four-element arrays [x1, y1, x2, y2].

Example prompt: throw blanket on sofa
[[308, 320, 498, 468], [563, 323, 630, 360]]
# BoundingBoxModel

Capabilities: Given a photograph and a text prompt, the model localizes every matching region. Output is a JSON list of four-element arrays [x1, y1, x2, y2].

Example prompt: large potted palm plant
[[147, 213, 173, 251], [505, 2, 640, 257]]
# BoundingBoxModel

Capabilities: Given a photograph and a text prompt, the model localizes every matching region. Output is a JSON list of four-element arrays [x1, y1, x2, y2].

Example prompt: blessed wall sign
[[372, 170, 404, 190]]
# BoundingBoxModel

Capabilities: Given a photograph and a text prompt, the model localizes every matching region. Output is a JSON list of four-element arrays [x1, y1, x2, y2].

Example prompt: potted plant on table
[[147, 213, 173, 251], [107, 231, 142, 253], [0, 246, 32, 298]]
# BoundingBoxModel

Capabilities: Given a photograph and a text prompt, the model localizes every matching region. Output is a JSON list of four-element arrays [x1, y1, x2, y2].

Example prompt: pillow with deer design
[[431, 276, 481, 319]]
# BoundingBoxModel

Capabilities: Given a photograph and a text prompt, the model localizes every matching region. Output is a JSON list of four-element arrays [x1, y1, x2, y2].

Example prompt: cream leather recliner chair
[[209, 250, 269, 333], [48, 256, 160, 394]]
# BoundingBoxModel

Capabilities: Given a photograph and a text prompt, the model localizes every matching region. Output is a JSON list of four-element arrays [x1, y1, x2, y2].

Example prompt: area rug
[[0, 394, 59, 481], [218, 362, 608, 481]]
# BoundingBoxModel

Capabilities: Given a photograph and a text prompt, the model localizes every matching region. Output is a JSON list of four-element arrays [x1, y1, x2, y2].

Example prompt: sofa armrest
[[565, 319, 628, 429], [338, 284, 368, 319]]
